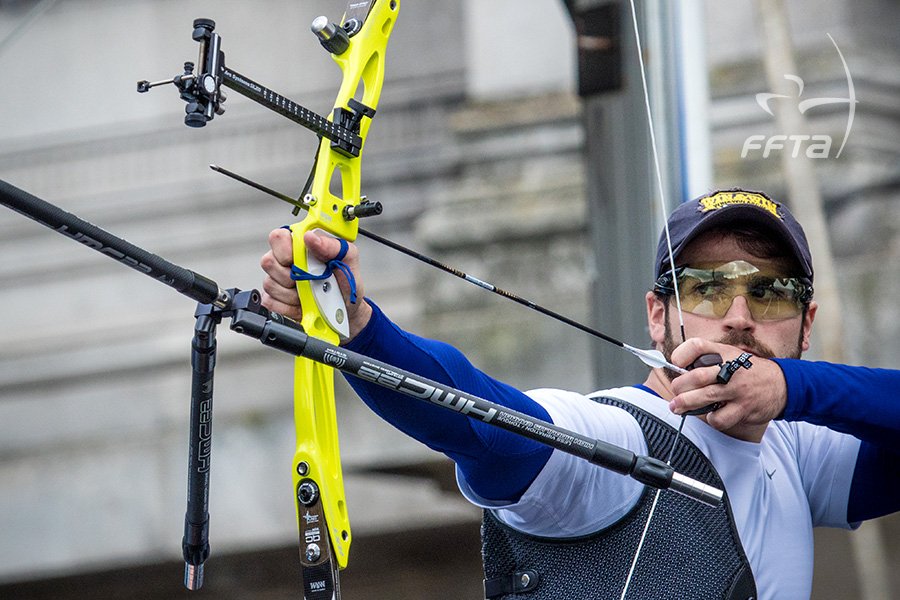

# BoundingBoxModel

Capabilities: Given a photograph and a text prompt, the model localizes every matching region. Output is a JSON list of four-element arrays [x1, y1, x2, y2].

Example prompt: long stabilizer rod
[[229, 306, 722, 507], [0, 179, 226, 307], [0, 178, 722, 508]]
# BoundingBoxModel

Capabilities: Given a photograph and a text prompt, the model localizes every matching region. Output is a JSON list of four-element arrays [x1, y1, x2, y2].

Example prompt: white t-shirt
[[458, 385, 861, 600]]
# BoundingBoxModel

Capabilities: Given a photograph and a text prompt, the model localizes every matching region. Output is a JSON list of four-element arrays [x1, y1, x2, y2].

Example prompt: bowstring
[[619, 1, 690, 597]]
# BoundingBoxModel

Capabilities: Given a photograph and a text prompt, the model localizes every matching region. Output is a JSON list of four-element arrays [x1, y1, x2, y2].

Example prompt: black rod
[[220, 67, 362, 156], [230, 309, 723, 507], [182, 309, 218, 590], [0, 179, 224, 306], [0, 180, 722, 508]]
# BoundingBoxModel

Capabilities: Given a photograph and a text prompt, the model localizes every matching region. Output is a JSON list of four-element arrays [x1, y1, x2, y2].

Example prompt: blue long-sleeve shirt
[[775, 358, 900, 521], [344, 300, 900, 523]]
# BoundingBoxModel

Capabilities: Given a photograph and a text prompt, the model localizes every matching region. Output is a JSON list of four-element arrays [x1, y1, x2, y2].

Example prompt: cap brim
[[672, 204, 813, 279]]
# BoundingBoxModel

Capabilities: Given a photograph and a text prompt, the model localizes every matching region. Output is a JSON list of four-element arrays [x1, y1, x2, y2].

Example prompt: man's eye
[[748, 283, 789, 300], [691, 281, 727, 297]]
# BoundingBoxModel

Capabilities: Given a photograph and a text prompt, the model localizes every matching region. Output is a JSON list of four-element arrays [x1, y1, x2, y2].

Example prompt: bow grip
[[291, 226, 352, 341]]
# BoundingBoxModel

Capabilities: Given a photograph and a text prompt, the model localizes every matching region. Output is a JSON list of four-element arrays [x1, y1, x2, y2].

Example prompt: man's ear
[[646, 291, 667, 346], [800, 300, 817, 351]]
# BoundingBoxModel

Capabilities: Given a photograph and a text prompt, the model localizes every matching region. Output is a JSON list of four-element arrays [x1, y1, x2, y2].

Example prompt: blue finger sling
[[286, 227, 358, 304]]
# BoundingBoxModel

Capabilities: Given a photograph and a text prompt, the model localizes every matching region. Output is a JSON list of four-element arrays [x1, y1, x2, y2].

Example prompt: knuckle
[[260, 291, 274, 309], [267, 229, 284, 249]]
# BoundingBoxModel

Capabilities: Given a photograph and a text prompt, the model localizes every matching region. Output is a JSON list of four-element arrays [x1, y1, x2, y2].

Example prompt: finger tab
[[689, 353, 722, 370]]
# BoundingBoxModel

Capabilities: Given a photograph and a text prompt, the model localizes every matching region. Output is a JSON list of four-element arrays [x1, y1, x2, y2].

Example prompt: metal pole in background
[[755, 1, 891, 598], [562, 0, 712, 387]]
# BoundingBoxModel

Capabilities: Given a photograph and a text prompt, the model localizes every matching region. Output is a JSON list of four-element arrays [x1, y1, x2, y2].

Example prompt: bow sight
[[138, 18, 373, 157], [137, 14, 384, 224]]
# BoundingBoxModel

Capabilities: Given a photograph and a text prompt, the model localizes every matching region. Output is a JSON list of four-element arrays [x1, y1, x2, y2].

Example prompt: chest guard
[[481, 396, 757, 600]]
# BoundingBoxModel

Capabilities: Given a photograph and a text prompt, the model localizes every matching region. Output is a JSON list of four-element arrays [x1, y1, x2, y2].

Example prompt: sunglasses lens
[[676, 261, 808, 321]]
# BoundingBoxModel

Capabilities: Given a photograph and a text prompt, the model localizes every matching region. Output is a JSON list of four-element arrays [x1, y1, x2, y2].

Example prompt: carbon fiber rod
[[230, 308, 724, 508], [0, 179, 723, 509], [0, 179, 225, 306]]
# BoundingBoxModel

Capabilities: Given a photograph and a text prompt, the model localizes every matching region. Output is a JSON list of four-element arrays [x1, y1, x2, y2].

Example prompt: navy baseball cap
[[654, 189, 814, 282]]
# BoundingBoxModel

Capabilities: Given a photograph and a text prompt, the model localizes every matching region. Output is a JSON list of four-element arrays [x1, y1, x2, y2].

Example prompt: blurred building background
[[0, 0, 897, 598]]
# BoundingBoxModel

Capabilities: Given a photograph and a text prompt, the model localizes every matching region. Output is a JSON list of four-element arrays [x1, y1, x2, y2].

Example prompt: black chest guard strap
[[481, 396, 757, 600]]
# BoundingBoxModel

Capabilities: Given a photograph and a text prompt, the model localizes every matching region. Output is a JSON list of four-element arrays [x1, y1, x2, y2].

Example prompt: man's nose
[[721, 294, 756, 330]]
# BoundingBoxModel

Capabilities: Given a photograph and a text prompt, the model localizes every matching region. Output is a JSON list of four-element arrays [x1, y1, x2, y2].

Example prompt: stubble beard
[[659, 300, 803, 382]]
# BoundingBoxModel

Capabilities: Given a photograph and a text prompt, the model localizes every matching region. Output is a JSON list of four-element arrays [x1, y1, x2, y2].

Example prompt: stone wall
[[0, 0, 898, 598]]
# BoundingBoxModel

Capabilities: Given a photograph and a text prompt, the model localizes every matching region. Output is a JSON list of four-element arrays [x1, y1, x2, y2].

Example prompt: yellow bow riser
[[289, 0, 399, 573]]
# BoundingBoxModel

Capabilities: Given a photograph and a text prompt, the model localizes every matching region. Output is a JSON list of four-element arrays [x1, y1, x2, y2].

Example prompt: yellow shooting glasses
[[655, 260, 813, 321]]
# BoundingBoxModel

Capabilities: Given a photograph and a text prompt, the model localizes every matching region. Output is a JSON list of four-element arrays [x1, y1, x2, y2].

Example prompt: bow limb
[[288, 0, 399, 585]]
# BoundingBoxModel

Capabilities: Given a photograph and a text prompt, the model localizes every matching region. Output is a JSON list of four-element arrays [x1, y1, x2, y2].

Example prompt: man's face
[[648, 230, 817, 367]]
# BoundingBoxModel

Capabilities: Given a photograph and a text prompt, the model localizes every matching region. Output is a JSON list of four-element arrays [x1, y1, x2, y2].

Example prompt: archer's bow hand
[[260, 228, 372, 340], [669, 339, 788, 431]]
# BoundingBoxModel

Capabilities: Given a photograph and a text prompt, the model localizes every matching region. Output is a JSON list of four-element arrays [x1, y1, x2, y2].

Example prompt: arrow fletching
[[622, 344, 688, 374]]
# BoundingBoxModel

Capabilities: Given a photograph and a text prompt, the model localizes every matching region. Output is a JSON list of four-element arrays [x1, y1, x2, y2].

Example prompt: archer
[[261, 189, 900, 599]]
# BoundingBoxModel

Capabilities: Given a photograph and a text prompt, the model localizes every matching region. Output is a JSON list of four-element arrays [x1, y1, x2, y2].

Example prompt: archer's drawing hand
[[260, 228, 372, 341], [669, 338, 788, 431]]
